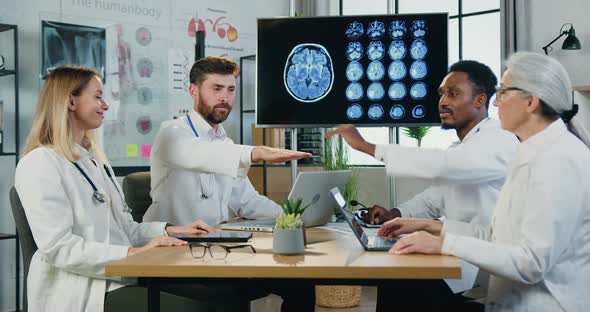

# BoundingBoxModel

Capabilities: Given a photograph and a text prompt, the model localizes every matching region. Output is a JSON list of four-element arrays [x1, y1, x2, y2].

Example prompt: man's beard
[[197, 96, 232, 125], [441, 122, 455, 130], [439, 108, 455, 130]]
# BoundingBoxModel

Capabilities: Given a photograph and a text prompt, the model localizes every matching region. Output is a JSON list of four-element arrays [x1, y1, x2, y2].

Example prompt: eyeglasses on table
[[189, 243, 256, 259]]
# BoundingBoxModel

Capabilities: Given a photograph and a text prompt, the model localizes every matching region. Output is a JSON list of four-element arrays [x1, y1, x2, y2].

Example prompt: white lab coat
[[143, 110, 281, 226], [375, 118, 518, 224], [442, 119, 590, 311], [15, 146, 167, 312], [374, 118, 519, 292]]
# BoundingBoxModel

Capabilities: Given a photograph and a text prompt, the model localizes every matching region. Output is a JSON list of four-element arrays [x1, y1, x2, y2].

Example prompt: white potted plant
[[272, 198, 310, 255]]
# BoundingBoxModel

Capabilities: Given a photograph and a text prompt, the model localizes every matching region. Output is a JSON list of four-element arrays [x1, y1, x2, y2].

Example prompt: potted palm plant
[[323, 135, 359, 215], [403, 126, 431, 147], [272, 198, 311, 255]]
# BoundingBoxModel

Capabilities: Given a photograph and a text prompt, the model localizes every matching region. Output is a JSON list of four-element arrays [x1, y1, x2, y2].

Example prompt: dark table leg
[[147, 278, 160, 312]]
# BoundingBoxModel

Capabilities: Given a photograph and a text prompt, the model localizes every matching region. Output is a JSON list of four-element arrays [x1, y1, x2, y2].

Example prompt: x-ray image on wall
[[257, 14, 447, 127], [41, 21, 106, 80]]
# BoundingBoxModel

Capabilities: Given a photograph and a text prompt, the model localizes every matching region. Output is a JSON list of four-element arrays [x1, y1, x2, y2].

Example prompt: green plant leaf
[[402, 126, 431, 147], [276, 213, 303, 229], [282, 197, 310, 216]]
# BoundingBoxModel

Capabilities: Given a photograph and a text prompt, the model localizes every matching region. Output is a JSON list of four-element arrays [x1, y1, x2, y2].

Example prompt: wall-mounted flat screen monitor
[[41, 21, 106, 80], [257, 14, 448, 127]]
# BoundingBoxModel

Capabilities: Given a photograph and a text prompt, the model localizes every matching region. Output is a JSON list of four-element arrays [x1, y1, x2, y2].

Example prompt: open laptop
[[330, 187, 397, 251], [220, 170, 352, 232]]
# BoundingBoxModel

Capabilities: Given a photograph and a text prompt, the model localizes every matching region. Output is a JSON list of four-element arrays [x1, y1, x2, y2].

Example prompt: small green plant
[[276, 214, 303, 230], [322, 133, 361, 214], [343, 168, 360, 210], [276, 198, 311, 229], [322, 135, 349, 171], [403, 126, 431, 147]]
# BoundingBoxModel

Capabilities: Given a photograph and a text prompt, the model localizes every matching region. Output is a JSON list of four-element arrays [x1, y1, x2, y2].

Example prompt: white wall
[[518, 0, 590, 137], [518, 0, 589, 86]]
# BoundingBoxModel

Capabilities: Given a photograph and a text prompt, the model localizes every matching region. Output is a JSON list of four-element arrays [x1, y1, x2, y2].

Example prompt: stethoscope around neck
[[186, 113, 213, 200], [71, 162, 132, 213]]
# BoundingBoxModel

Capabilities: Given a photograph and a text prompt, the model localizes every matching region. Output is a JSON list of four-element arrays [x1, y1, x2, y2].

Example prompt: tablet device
[[176, 232, 253, 243]]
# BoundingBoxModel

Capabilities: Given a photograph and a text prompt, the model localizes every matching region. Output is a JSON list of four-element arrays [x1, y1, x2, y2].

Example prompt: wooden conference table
[[106, 228, 461, 312]]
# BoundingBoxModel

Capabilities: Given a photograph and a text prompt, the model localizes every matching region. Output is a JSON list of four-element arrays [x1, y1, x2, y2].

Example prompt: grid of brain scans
[[345, 19, 431, 122], [257, 14, 447, 127]]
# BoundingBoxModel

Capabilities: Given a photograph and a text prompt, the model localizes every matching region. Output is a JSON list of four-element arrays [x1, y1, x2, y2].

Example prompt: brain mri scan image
[[388, 40, 406, 60], [284, 44, 334, 102], [346, 82, 364, 101], [388, 60, 407, 81], [367, 82, 385, 101], [367, 20, 385, 40], [410, 39, 428, 60], [346, 42, 364, 61], [367, 41, 385, 61], [388, 82, 406, 100], [346, 21, 364, 39], [346, 61, 364, 81], [368, 104, 385, 120], [257, 14, 447, 127], [411, 20, 426, 38], [409, 60, 428, 80], [412, 105, 426, 118], [390, 104, 406, 119], [389, 20, 407, 39], [367, 60, 385, 81], [347, 103, 363, 120], [410, 82, 427, 99]]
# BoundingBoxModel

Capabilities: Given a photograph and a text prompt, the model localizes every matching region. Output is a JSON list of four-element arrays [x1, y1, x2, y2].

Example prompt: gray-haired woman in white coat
[[15, 66, 219, 312], [379, 52, 590, 311]]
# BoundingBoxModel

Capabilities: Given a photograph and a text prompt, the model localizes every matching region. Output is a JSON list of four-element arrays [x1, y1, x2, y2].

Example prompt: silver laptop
[[330, 187, 397, 251], [221, 170, 352, 232]]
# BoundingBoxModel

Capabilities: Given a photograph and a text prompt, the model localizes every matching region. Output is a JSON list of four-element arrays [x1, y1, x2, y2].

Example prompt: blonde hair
[[23, 65, 107, 162]]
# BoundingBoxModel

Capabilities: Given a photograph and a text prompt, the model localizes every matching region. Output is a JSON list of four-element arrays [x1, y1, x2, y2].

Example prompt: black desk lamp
[[542, 23, 582, 55]]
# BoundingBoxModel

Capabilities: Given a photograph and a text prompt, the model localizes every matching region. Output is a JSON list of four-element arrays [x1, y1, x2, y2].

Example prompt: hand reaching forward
[[166, 220, 217, 236], [128, 236, 188, 256], [366, 205, 401, 225], [325, 125, 375, 156], [377, 217, 442, 238], [251, 146, 312, 163], [389, 231, 443, 255]]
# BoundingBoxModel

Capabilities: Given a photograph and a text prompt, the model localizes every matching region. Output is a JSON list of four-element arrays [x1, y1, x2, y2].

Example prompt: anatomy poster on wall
[[57, 0, 288, 169]]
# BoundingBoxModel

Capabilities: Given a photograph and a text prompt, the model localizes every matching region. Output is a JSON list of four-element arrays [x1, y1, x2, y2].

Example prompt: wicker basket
[[315, 285, 362, 308]]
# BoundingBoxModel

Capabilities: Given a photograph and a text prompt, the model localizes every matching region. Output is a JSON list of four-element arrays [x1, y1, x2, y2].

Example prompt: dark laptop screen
[[330, 187, 396, 251], [330, 187, 370, 246]]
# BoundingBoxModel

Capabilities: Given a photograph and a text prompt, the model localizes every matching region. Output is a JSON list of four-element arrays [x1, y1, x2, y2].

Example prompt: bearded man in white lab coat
[[327, 60, 519, 311], [143, 56, 315, 311]]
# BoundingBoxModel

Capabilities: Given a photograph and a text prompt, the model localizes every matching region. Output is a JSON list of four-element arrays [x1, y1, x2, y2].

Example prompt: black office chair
[[9, 187, 38, 312], [122, 172, 152, 222]]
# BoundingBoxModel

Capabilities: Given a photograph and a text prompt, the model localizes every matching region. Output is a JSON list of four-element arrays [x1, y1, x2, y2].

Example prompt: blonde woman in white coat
[[380, 52, 590, 311], [15, 66, 217, 312]]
